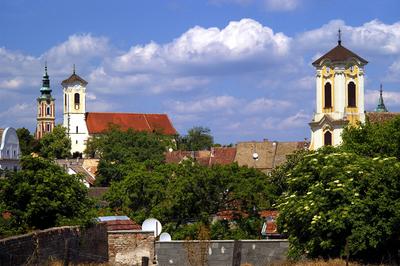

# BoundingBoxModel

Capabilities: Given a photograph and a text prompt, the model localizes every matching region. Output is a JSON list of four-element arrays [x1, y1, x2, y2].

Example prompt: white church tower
[[62, 66, 89, 156], [309, 30, 368, 150]]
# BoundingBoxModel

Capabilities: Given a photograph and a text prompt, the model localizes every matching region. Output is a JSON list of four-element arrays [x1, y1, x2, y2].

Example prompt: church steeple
[[35, 63, 55, 140], [39, 62, 53, 99], [375, 84, 388, 112]]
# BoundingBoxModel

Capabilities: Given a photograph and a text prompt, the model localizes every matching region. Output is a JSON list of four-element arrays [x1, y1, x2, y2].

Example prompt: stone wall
[[156, 239, 288, 266], [108, 230, 155, 266], [0, 223, 108, 265]]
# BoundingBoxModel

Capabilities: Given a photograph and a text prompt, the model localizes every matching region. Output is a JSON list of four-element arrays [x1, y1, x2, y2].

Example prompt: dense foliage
[[16, 128, 37, 156], [0, 157, 95, 238], [277, 147, 400, 262], [86, 126, 175, 186], [105, 160, 272, 239], [177, 126, 214, 151], [341, 116, 400, 158], [37, 125, 71, 159]]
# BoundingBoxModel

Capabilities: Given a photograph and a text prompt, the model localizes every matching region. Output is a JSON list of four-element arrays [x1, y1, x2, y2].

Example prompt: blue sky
[[1, 0, 400, 144]]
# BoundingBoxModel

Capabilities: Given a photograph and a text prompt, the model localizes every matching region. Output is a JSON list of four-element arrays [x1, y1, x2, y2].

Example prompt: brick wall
[[108, 230, 155, 266], [156, 239, 288, 266], [0, 223, 108, 265]]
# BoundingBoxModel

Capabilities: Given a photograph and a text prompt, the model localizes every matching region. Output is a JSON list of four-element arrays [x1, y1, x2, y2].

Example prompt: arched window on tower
[[324, 131, 332, 146], [348, 81, 356, 107], [324, 82, 332, 108], [65, 94, 67, 108], [46, 106, 51, 116], [74, 93, 80, 109]]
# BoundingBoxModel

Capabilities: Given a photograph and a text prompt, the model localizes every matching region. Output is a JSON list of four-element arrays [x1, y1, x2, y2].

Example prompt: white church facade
[[61, 69, 177, 157], [309, 32, 368, 150]]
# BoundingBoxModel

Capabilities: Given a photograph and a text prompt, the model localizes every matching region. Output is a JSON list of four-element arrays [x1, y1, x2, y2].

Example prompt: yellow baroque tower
[[309, 31, 368, 150]]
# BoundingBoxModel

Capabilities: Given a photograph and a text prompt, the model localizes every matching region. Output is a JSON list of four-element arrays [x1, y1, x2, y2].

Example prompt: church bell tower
[[62, 65, 89, 156], [35, 63, 55, 140], [309, 30, 368, 150]]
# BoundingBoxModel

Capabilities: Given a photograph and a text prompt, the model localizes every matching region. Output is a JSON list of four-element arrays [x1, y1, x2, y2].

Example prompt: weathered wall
[[108, 230, 155, 266], [0, 223, 108, 265], [156, 239, 288, 266]]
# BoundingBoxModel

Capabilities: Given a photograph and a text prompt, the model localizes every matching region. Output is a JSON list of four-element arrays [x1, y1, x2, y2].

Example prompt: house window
[[324, 131, 332, 146], [324, 82, 332, 108], [74, 93, 80, 109], [76, 140, 78, 144], [348, 81, 356, 107]]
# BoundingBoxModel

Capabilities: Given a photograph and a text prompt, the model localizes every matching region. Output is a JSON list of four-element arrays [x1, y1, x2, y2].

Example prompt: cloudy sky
[[1, 0, 400, 144]]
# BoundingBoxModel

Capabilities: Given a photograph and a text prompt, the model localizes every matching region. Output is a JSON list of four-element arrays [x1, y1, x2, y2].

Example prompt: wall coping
[[108, 230, 154, 234], [0, 226, 80, 242], [156, 239, 288, 243]]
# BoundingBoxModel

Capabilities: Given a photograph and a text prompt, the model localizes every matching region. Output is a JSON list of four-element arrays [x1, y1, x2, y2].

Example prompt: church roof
[[366, 112, 400, 123], [375, 84, 388, 112], [312, 43, 368, 66], [85, 112, 177, 135], [61, 73, 88, 86]]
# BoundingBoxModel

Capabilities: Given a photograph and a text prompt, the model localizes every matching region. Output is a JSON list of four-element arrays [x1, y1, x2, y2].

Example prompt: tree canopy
[[16, 128, 37, 156], [37, 125, 71, 159], [0, 156, 95, 238], [341, 116, 400, 158], [104, 160, 273, 239], [276, 147, 400, 262], [86, 126, 175, 186], [178, 126, 214, 151]]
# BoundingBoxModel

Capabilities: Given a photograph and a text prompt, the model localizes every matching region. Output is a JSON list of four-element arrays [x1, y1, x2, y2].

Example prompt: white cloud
[[243, 97, 291, 113], [0, 78, 24, 89], [264, 0, 300, 11], [110, 18, 291, 75], [167, 95, 239, 113], [296, 19, 400, 56], [262, 110, 309, 130], [386, 59, 400, 82], [365, 89, 400, 109]]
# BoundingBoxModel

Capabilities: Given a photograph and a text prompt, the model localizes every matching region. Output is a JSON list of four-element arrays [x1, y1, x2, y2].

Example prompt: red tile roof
[[104, 219, 141, 231], [165, 147, 236, 166], [366, 112, 400, 123], [86, 112, 177, 135], [312, 44, 368, 66]]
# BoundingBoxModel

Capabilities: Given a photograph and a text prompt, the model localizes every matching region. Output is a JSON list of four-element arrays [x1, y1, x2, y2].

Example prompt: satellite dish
[[159, 232, 172, 242], [252, 152, 259, 161], [142, 218, 162, 237]]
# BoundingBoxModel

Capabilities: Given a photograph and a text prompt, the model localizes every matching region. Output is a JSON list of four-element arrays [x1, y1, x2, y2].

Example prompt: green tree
[[16, 128, 38, 156], [105, 160, 273, 240], [87, 126, 174, 186], [0, 156, 95, 237], [341, 116, 400, 158], [37, 125, 71, 159], [178, 126, 214, 151], [277, 147, 400, 262]]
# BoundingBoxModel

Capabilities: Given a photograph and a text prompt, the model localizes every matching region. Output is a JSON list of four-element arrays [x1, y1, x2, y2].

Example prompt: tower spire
[[73, 64, 76, 75], [40, 62, 51, 95], [375, 84, 388, 112], [338, 28, 342, 46]]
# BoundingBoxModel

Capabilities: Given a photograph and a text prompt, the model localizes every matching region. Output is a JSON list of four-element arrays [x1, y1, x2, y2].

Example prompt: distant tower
[[375, 84, 388, 112], [62, 65, 89, 156], [35, 63, 55, 140], [309, 30, 368, 150]]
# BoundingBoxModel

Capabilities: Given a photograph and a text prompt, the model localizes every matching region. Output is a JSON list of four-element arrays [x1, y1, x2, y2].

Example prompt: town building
[[165, 140, 308, 173], [0, 127, 21, 171], [35, 64, 55, 140], [62, 68, 177, 157], [309, 31, 367, 150]]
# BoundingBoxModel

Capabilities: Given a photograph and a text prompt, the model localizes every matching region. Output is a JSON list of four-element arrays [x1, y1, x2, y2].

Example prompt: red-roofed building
[[62, 70, 177, 156]]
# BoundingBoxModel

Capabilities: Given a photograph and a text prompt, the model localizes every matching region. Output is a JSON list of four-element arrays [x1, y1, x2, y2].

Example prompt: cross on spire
[[338, 28, 342, 46], [73, 64, 76, 74]]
